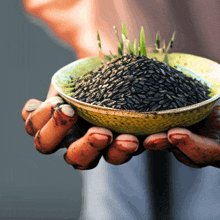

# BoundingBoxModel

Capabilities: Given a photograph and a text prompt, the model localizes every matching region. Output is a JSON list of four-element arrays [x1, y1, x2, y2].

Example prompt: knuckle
[[34, 130, 60, 155]]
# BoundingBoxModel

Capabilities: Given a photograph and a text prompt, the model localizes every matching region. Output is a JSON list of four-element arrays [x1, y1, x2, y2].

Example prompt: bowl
[[51, 53, 220, 135]]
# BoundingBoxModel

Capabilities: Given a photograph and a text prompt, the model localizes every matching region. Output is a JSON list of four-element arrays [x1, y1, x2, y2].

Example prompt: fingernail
[[116, 140, 139, 152], [168, 134, 190, 146], [90, 133, 113, 145], [26, 101, 41, 112], [59, 104, 75, 117], [169, 134, 189, 141], [45, 96, 64, 104]]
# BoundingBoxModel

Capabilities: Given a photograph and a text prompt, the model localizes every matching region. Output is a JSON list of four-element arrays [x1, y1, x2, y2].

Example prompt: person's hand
[[143, 105, 220, 168], [22, 81, 220, 170], [22, 84, 146, 170]]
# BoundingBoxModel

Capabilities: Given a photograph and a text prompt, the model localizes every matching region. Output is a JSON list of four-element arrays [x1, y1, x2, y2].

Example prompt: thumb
[[168, 128, 220, 165], [47, 83, 59, 99]]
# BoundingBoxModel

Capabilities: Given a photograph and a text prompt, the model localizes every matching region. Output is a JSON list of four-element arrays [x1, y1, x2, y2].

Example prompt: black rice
[[67, 54, 212, 112]]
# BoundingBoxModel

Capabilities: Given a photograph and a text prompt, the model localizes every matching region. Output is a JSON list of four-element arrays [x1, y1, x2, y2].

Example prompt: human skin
[[21, 0, 220, 169]]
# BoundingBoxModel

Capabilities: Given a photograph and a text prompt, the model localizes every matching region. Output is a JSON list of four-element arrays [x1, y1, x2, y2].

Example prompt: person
[[21, 0, 220, 219]]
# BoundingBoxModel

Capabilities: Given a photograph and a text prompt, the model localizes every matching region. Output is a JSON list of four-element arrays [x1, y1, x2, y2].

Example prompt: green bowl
[[51, 53, 220, 135]]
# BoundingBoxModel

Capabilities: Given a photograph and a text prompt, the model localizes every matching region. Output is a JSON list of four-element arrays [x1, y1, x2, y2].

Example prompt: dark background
[[0, 1, 82, 219]]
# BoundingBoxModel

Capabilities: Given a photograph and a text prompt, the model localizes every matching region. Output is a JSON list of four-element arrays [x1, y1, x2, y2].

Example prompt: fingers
[[102, 132, 170, 166], [143, 132, 170, 150], [22, 96, 80, 155], [25, 96, 64, 136], [64, 127, 113, 170], [168, 128, 220, 166], [35, 104, 77, 154], [103, 134, 139, 165]]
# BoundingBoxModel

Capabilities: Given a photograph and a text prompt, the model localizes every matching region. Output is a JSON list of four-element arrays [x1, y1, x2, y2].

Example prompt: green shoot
[[118, 42, 123, 56], [138, 46, 141, 55], [128, 42, 134, 55], [122, 34, 130, 55], [170, 31, 175, 49], [139, 26, 147, 57], [163, 31, 175, 64], [109, 50, 117, 59], [162, 40, 166, 53], [97, 30, 108, 61], [121, 22, 128, 39], [156, 31, 161, 49], [113, 26, 121, 43], [97, 31, 102, 52], [105, 55, 113, 61], [113, 26, 123, 56], [133, 39, 137, 55], [97, 23, 175, 65], [165, 31, 176, 54], [62, 87, 75, 93]]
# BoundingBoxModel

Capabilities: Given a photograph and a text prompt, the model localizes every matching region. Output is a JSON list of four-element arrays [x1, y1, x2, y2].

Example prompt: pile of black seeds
[[67, 54, 211, 112]]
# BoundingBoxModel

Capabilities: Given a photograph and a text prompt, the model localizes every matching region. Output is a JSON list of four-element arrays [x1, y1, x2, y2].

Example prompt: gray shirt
[[81, 151, 220, 220]]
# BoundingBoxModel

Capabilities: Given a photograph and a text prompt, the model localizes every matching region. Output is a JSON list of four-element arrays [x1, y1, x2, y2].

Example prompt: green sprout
[[121, 22, 128, 39], [97, 30, 110, 62], [163, 31, 176, 65], [113, 26, 123, 56], [97, 31, 102, 52], [156, 31, 161, 50], [162, 40, 166, 53], [122, 34, 130, 55], [165, 31, 176, 54], [139, 26, 147, 57], [98, 23, 175, 64], [133, 39, 137, 55]]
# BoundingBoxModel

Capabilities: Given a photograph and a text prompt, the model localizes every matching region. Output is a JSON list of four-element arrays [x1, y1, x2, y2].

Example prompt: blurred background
[[0, 1, 82, 219]]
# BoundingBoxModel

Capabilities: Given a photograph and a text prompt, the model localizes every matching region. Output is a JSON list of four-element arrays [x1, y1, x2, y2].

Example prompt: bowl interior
[[52, 53, 220, 109]]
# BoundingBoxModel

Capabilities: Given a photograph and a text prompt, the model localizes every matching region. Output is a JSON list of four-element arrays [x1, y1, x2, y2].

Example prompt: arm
[[22, 0, 117, 58]]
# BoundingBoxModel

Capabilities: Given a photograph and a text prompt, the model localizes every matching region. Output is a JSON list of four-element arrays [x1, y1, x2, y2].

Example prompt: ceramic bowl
[[51, 53, 220, 135]]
